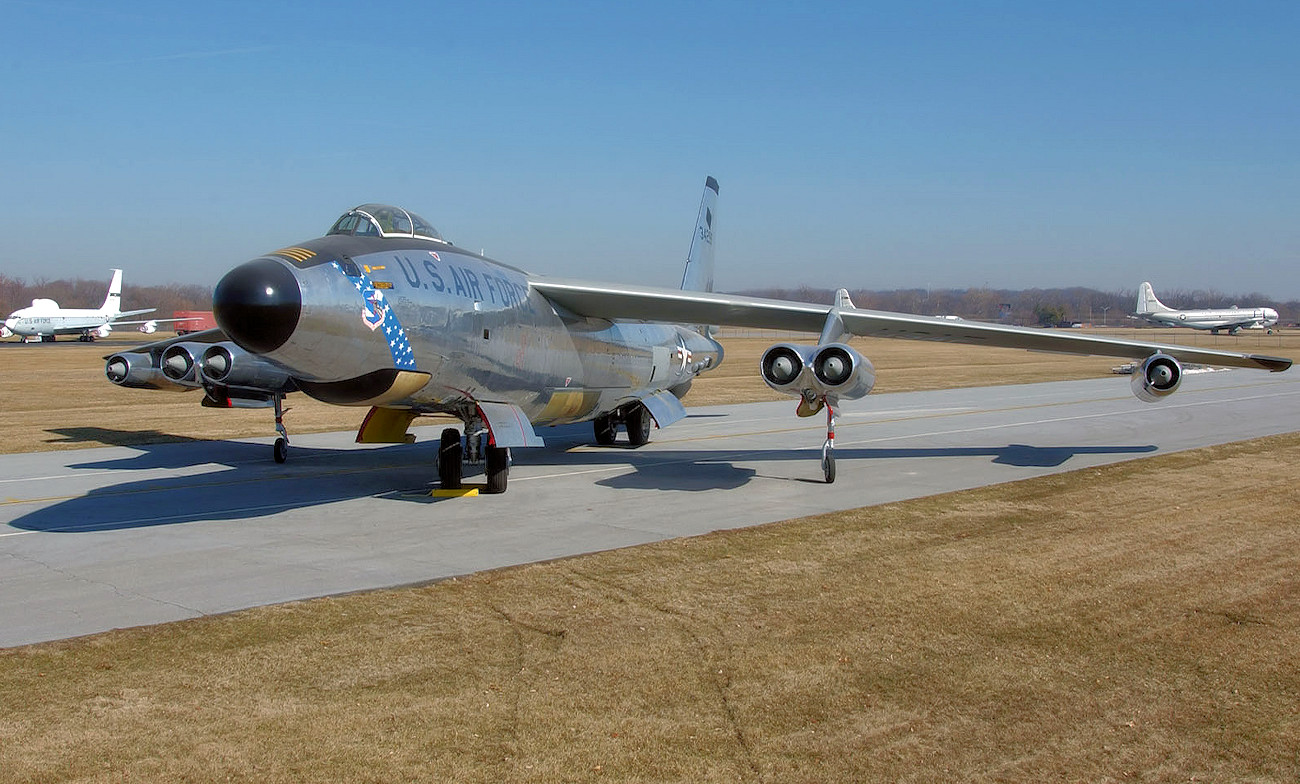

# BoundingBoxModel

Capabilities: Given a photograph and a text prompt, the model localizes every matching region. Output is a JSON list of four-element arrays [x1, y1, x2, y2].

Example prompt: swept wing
[[530, 278, 1291, 372]]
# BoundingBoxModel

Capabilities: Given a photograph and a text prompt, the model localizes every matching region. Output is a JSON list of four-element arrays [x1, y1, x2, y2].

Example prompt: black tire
[[593, 414, 617, 446], [439, 428, 463, 489], [626, 404, 652, 447], [821, 448, 836, 484], [485, 446, 509, 494], [273, 437, 288, 464]]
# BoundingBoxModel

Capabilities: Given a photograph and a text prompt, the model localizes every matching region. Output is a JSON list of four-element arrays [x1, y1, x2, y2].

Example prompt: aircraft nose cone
[[213, 259, 302, 354]]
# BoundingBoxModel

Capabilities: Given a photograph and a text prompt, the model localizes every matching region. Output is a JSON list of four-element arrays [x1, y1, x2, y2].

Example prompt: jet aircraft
[[104, 180, 1292, 491], [3, 269, 190, 342], [1134, 281, 1279, 334]]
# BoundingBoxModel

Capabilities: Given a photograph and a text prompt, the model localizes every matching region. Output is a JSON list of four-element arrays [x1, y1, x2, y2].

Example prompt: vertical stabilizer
[[101, 269, 124, 315], [680, 176, 719, 293], [1136, 282, 1170, 315]]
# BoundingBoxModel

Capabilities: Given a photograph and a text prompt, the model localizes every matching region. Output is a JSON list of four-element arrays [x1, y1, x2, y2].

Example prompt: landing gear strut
[[272, 393, 289, 463], [821, 401, 837, 484]]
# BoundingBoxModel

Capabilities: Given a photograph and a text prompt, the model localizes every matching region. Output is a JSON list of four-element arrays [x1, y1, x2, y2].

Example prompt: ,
[[104, 179, 1291, 491]]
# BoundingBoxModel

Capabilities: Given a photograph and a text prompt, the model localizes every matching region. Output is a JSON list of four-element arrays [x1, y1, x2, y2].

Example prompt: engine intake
[[1131, 353, 1182, 402]]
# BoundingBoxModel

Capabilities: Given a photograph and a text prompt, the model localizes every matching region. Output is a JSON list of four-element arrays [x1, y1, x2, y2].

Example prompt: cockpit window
[[411, 213, 440, 240], [327, 214, 357, 235], [327, 203, 446, 243]]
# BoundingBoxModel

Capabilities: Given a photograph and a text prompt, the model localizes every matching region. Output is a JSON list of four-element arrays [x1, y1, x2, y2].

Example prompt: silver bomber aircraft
[[105, 178, 1292, 492]]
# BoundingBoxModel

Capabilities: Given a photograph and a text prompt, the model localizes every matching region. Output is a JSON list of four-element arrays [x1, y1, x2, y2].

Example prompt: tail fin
[[680, 176, 719, 293], [100, 269, 124, 315], [1136, 281, 1170, 314]]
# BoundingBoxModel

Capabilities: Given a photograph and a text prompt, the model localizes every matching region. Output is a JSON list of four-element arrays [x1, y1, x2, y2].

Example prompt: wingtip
[[1249, 354, 1293, 372]]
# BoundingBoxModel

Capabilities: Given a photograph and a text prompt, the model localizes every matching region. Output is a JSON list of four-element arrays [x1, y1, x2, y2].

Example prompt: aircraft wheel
[[626, 404, 652, 447], [438, 428, 463, 489], [593, 414, 617, 446], [273, 437, 288, 464], [821, 444, 836, 484], [485, 446, 509, 494]]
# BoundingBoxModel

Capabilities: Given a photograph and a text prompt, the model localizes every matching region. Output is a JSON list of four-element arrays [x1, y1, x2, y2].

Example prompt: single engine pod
[[1131, 353, 1182, 403]]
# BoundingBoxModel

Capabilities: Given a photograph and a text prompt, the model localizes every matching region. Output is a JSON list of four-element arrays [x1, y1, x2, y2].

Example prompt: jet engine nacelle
[[138, 320, 158, 334], [200, 343, 295, 392], [93, 324, 112, 339], [760, 342, 876, 400], [1130, 353, 1182, 403], [760, 343, 818, 395], [105, 351, 191, 391], [159, 343, 212, 385]]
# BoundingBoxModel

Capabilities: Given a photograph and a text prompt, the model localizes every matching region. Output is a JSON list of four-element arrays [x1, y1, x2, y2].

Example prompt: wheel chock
[[432, 486, 481, 498]]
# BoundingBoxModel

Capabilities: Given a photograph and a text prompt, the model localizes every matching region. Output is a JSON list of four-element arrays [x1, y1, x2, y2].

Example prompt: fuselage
[[213, 233, 722, 426], [1139, 308, 1278, 331], [2, 303, 114, 338]]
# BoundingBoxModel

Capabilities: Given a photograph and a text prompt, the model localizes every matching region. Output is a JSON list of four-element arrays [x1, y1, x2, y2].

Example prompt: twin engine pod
[[759, 342, 876, 401], [1131, 352, 1182, 402]]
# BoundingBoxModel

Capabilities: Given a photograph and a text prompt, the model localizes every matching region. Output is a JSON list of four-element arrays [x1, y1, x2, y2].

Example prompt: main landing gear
[[438, 420, 510, 494], [592, 402, 652, 447]]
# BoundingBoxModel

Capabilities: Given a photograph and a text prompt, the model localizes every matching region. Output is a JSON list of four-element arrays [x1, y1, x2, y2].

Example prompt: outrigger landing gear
[[821, 400, 837, 484], [272, 393, 289, 463]]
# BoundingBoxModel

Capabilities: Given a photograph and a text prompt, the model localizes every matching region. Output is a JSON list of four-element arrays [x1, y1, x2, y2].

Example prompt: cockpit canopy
[[327, 204, 446, 243]]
